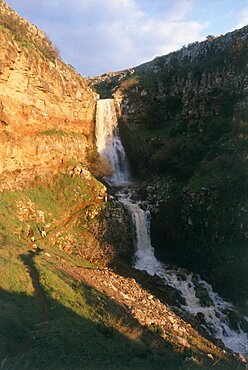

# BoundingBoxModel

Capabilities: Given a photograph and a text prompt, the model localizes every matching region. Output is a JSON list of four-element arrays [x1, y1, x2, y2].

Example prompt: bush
[[144, 104, 164, 130], [165, 95, 183, 116], [119, 77, 139, 92], [150, 136, 206, 178], [87, 152, 112, 179]]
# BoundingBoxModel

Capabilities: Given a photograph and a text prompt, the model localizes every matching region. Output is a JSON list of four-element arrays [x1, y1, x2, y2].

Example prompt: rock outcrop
[[90, 26, 248, 306], [0, 4, 247, 367], [0, 1, 97, 189]]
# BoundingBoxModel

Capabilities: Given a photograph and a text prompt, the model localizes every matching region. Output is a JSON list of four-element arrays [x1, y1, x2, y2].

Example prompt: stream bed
[[96, 97, 248, 359]]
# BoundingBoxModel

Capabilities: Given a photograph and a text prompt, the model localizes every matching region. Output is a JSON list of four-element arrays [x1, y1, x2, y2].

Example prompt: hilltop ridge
[[0, 2, 247, 368], [90, 23, 248, 308], [89, 24, 248, 97]]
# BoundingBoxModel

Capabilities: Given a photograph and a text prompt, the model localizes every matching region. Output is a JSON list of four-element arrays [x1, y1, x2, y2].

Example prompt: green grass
[[0, 170, 103, 277], [1, 255, 182, 370], [40, 129, 67, 136], [0, 249, 238, 369], [72, 132, 84, 139], [0, 171, 242, 369]]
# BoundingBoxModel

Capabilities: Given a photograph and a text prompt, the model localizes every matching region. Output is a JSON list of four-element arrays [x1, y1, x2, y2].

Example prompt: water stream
[[95, 99, 131, 185], [95, 98, 248, 358]]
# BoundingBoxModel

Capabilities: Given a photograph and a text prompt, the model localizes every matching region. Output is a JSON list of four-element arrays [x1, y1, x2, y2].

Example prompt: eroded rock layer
[[0, 1, 97, 188]]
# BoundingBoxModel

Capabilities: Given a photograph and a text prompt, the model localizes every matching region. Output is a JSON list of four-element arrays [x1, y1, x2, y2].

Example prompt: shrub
[[144, 104, 164, 130], [150, 136, 206, 178], [87, 152, 112, 179], [119, 77, 139, 92], [165, 95, 183, 116]]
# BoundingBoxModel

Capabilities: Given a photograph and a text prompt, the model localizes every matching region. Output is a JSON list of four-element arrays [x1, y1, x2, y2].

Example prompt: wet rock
[[192, 274, 199, 284], [195, 287, 209, 299], [196, 312, 205, 322], [227, 310, 248, 332], [200, 297, 214, 307], [177, 273, 187, 281], [152, 274, 165, 287], [152, 274, 186, 306]]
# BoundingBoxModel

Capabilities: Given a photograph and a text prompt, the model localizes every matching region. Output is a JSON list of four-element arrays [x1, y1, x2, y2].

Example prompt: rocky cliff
[[90, 26, 248, 306], [0, 0, 97, 189], [0, 3, 247, 368]]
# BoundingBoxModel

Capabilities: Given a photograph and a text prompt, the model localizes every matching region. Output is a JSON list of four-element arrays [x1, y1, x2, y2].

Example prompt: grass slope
[[0, 170, 243, 369]]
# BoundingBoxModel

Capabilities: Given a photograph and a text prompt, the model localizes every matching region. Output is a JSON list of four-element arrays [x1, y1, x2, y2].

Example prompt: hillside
[[0, 0, 97, 190], [89, 26, 248, 308], [0, 1, 246, 369], [0, 162, 244, 369]]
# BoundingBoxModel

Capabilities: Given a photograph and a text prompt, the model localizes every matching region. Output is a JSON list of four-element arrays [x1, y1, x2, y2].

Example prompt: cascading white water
[[95, 99, 131, 185], [117, 189, 248, 358], [95, 98, 248, 358]]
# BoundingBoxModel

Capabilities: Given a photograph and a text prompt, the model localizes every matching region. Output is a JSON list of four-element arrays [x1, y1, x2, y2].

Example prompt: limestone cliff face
[[90, 27, 248, 305], [0, 2, 97, 188]]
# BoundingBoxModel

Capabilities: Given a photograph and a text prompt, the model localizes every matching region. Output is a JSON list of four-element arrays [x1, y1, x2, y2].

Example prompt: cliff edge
[[90, 26, 248, 306], [0, 0, 97, 190]]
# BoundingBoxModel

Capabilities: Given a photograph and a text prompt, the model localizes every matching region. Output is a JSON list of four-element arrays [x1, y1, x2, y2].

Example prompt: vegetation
[[40, 129, 68, 136], [147, 116, 248, 304], [0, 9, 60, 61], [0, 9, 246, 367], [112, 27, 248, 307], [87, 151, 113, 179], [0, 169, 225, 370], [119, 76, 139, 92], [140, 106, 248, 304]]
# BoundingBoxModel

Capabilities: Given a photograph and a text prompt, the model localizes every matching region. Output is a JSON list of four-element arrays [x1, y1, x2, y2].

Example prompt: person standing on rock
[[28, 229, 35, 242], [40, 226, 47, 238]]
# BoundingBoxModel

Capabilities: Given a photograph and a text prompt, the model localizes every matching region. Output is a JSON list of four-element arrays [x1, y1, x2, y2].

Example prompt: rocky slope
[[89, 26, 248, 307], [0, 165, 244, 369], [0, 2, 246, 368], [0, 0, 97, 189]]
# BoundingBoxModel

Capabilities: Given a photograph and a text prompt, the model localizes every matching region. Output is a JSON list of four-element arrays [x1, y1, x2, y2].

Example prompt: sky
[[5, 0, 248, 77]]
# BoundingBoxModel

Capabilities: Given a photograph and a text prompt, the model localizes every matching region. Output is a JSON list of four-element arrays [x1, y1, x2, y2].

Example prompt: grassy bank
[[0, 170, 243, 369]]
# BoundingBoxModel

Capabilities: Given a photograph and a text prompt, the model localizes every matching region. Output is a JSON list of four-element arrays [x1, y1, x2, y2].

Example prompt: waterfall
[[95, 98, 248, 359], [118, 188, 248, 358], [95, 99, 131, 185], [117, 193, 155, 267]]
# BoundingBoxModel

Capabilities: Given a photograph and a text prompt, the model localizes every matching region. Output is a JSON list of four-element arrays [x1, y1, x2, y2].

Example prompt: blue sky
[[5, 0, 248, 77]]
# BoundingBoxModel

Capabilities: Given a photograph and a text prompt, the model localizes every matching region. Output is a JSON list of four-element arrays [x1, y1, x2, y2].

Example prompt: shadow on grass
[[0, 247, 189, 370], [0, 288, 187, 370], [0, 243, 243, 370]]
